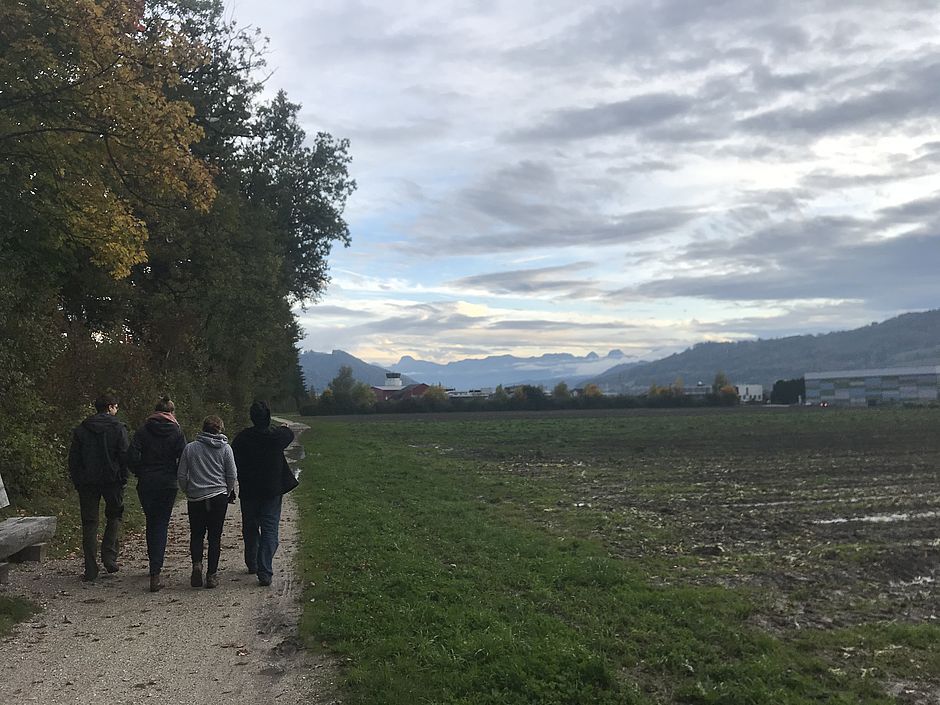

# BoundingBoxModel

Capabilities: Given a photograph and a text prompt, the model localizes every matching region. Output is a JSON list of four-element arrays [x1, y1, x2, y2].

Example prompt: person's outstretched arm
[[276, 425, 295, 449]]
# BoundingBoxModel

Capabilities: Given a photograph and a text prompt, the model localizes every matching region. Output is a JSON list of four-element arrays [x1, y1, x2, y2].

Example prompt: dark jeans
[[137, 486, 177, 576], [77, 483, 124, 574], [240, 494, 282, 580], [187, 493, 228, 575]]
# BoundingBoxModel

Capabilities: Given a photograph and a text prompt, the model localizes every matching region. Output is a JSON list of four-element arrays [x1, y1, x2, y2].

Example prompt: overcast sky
[[227, 0, 940, 366]]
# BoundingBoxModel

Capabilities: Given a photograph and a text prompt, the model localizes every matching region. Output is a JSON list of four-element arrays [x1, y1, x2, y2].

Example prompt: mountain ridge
[[587, 309, 940, 391], [298, 349, 417, 392], [389, 350, 633, 389], [300, 309, 940, 393]]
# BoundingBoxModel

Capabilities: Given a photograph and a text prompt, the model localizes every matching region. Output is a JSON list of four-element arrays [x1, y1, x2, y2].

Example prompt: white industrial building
[[735, 384, 763, 403], [805, 366, 940, 406]]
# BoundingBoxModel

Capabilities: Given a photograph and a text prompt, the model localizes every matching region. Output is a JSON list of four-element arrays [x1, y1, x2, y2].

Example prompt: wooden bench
[[0, 516, 57, 584]]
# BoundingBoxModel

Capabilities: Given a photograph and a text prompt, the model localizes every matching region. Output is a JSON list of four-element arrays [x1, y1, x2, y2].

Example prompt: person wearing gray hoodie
[[177, 415, 237, 589]]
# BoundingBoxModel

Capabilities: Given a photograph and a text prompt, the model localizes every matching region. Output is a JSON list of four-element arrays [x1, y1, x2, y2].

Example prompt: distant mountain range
[[390, 350, 633, 390], [587, 309, 940, 392], [298, 350, 417, 392], [299, 309, 940, 393]]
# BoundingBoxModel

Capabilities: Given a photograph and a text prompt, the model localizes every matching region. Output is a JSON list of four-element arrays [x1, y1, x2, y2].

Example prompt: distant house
[[681, 384, 710, 398], [446, 388, 491, 399], [805, 366, 940, 406], [735, 384, 763, 403], [372, 372, 431, 402], [680, 382, 762, 402]]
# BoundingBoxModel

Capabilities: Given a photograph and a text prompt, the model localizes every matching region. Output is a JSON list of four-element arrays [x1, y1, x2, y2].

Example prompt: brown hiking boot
[[205, 572, 218, 589], [190, 563, 203, 588], [149, 573, 164, 592]]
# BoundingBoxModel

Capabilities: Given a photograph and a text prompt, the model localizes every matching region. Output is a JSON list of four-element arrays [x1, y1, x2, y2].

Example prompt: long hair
[[202, 415, 224, 434]]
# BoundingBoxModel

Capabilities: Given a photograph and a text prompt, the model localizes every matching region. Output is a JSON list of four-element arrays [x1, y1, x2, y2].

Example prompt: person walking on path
[[232, 401, 295, 587], [177, 415, 236, 589], [68, 392, 130, 582], [128, 396, 186, 592]]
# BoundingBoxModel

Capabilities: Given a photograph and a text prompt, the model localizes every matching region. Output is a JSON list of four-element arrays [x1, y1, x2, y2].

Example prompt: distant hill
[[391, 350, 635, 389], [298, 350, 416, 392], [588, 309, 940, 391]]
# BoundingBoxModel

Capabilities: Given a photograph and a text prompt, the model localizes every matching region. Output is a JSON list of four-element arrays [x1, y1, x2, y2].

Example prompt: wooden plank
[[0, 517, 57, 560], [9, 542, 48, 563]]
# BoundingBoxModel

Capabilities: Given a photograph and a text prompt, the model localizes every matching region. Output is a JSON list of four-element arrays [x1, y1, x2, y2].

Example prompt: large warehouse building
[[805, 366, 940, 406]]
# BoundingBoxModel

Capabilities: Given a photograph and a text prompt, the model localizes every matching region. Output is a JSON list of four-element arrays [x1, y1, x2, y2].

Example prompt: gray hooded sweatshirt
[[177, 432, 237, 501]]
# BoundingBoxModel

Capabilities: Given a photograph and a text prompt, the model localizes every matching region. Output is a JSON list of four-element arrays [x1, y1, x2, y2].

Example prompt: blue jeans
[[137, 486, 177, 575], [240, 494, 282, 580]]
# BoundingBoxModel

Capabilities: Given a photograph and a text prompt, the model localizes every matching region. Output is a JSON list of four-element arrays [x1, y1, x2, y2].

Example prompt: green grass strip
[[296, 422, 894, 705], [0, 595, 38, 637]]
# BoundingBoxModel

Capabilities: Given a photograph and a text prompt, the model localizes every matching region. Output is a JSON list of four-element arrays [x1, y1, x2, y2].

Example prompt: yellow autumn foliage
[[0, 0, 216, 278]]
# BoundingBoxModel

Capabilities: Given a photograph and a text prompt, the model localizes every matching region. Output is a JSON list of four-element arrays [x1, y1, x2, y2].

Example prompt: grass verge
[[1, 487, 146, 558], [0, 595, 39, 637], [296, 420, 898, 704]]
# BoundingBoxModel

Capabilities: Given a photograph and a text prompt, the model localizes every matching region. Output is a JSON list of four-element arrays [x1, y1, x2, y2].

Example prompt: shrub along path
[[0, 420, 336, 705]]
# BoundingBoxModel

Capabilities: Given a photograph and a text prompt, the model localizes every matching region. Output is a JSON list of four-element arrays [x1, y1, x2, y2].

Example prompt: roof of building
[[805, 365, 940, 380]]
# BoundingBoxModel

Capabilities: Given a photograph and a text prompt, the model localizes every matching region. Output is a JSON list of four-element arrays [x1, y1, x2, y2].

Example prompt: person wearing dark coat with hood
[[231, 401, 295, 587], [128, 396, 186, 592], [68, 393, 130, 582]]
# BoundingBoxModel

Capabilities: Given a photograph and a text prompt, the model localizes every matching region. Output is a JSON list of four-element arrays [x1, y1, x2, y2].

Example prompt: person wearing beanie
[[177, 415, 237, 589], [128, 396, 186, 592], [231, 400, 295, 586]]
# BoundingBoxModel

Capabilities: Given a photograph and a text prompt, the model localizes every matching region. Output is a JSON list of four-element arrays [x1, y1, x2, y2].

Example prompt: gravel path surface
[[0, 421, 338, 705]]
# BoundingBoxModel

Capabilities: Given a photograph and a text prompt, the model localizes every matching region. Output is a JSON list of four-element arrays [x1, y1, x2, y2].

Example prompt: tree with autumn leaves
[[0, 0, 354, 501]]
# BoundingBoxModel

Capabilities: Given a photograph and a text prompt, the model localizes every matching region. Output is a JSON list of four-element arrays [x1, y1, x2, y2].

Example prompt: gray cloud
[[406, 158, 703, 254], [875, 192, 940, 224], [630, 230, 940, 308], [487, 319, 635, 332], [448, 262, 598, 296], [691, 301, 896, 339], [507, 93, 695, 143], [455, 207, 700, 254], [739, 57, 940, 138], [235, 0, 940, 363]]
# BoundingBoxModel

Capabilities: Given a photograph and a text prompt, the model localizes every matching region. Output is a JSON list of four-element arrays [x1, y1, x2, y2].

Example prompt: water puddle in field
[[890, 575, 936, 588], [813, 510, 940, 525], [274, 418, 308, 477], [733, 493, 907, 509]]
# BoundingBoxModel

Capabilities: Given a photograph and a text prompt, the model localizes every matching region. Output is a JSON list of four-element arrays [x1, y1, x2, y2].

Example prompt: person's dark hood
[[249, 401, 271, 428], [145, 412, 179, 437], [82, 413, 123, 435], [242, 425, 286, 444]]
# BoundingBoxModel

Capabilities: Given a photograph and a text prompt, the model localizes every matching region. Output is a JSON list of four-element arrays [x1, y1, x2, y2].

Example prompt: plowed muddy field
[[320, 406, 940, 702]]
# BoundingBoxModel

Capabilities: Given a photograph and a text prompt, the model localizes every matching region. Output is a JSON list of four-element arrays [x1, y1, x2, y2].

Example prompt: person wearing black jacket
[[68, 393, 130, 582], [128, 396, 187, 592], [231, 401, 294, 586]]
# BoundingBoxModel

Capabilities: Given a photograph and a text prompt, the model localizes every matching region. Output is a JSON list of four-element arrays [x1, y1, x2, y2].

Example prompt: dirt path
[[0, 421, 337, 705]]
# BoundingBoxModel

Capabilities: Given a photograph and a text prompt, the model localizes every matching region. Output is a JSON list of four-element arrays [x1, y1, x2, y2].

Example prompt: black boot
[[149, 573, 164, 592], [190, 563, 203, 588]]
